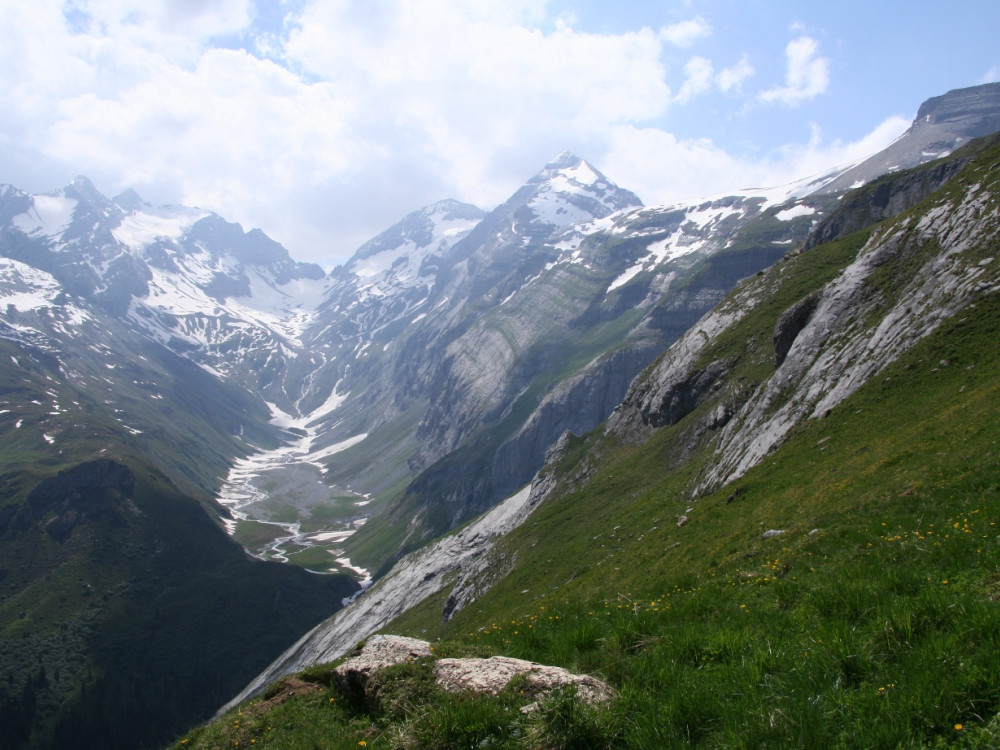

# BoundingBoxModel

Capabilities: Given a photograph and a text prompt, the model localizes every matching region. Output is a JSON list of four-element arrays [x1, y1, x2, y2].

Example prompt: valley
[[217, 396, 373, 581], [2, 81, 1000, 748]]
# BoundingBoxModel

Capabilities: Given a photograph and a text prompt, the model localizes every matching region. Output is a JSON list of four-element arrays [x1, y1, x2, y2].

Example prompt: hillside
[[3, 83, 1000, 749], [0, 178, 364, 747], [186, 135, 1000, 747]]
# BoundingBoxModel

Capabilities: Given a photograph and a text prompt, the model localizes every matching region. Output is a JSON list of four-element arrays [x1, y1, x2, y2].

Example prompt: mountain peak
[[113, 187, 147, 211], [350, 199, 485, 265], [518, 153, 642, 226], [65, 174, 108, 205], [915, 81, 1000, 133], [814, 81, 1000, 195], [542, 150, 583, 170]]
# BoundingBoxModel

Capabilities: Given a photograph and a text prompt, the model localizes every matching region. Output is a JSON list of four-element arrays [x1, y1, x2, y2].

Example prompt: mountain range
[[2, 81, 1000, 748]]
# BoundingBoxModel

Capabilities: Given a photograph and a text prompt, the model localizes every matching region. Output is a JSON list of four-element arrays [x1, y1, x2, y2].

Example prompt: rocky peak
[[349, 198, 485, 265], [816, 81, 1000, 195], [113, 187, 147, 212], [915, 81, 1000, 136], [65, 175, 111, 206], [520, 151, 642, 227]]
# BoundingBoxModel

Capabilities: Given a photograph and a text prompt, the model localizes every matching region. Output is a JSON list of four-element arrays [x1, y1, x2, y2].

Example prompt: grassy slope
[[345, 200, 819, 575], [0, 343, 358, 748], [180, 148, 1000, 747]]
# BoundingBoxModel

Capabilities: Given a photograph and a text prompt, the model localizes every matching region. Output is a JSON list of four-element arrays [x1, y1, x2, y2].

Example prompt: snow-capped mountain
[[300, 154, 832, 557], [8, 81, 999, 575], [5, 81, 1000, 748], [1, 178, 336, 414]]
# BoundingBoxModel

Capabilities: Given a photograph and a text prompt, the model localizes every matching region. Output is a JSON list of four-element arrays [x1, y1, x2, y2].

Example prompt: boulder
[[433, 655, 614, 709], [329, 635, 614, 712], [332, 635, 432, 701]]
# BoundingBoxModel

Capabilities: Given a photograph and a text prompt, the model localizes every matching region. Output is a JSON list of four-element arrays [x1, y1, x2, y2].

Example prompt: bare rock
[[326, 635, 614, 714], [761, 529, 786, 539], [433, 655, 614, 708], [773, 293, 820, 367], [332, 635, 432, 700]]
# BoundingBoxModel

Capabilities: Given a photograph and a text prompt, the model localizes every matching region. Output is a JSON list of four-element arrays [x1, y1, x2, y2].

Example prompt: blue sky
[[1, 1, 998, 266]]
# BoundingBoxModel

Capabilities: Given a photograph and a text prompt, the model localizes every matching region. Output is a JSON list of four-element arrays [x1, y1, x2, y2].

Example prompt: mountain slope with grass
[[191, 134, 1000, 748], [0, 218, 357, 747]]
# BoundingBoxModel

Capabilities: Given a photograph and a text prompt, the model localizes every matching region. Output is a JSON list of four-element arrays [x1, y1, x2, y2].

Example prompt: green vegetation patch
[[175, 655, 624, 750]]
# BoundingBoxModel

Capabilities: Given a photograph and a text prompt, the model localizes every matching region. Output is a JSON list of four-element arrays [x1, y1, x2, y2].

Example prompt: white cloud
[[717, 55, 755, 93], [280, 1, 678, 208], [659, 16, 711, 47], [0, 2, 918, 268], [601, 115, 909, 208], [760, 36, 830, 106], [674, 54, 756, 104], [981, 65, 1000, 84], [674, 57, 714, 104]]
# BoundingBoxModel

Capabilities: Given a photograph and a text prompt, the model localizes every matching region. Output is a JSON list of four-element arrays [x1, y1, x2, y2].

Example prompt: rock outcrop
[[817, 82, 1000, 196], [328, 635, 614, 712], [434, 656, 614, 711], [773, 293, 820, 367], [332, 635, 433, 704]]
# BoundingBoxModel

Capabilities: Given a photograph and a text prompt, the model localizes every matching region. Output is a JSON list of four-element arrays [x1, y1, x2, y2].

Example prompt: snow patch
[[775, 205, 817, 222], [12, 194, 77, 239], [113, 205, 210, 249]]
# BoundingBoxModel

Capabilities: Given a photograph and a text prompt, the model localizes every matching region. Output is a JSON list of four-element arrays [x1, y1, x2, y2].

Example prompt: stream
[[216, 390, 373, 587]]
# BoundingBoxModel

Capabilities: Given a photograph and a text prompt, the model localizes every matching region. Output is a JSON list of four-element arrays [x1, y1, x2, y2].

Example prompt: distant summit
[[818, 81, 1000, 194]]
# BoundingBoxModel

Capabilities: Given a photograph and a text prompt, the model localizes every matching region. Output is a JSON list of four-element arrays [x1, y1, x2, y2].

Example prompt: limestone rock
[[328, 635, 614, 713], [331, 635, 432, 700], [773, 293, 820, 367], [433, 655, 614, 708]]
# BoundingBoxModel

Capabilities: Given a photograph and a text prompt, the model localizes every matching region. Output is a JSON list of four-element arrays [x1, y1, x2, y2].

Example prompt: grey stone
[[433, 655, 614, 708], [331, 635, 432, 701]]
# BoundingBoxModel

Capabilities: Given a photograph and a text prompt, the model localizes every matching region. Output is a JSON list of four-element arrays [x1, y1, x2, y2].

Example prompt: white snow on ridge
[[11, 194, 78, 240], [606, 263, 645, 292], [128, 248, 332, 351], [529, 160, 628, 227], [0, 258, 94, 330], [231, 270, 332, 341], [0, 259, 64, 311], [113, 205, 211, 249], [347, 205, 481, 297], [606, 204, 742, 293], [530, 185, 602, 228]]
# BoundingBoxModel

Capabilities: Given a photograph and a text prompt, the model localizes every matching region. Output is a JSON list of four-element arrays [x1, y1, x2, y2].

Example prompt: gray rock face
[[434, 655, 615, 709], [773, 293, 820, 367], [804, 153, 975, 250], [818, 82, 1000, 195], [702, 177, 1000, 492], [917, 82, 1000, 140], [603, 134, 1000, 508], [332, 635, 432, 703]]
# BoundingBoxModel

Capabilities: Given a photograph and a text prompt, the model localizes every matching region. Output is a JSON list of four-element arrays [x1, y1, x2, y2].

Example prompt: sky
[[2, 1, 999, 268]]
